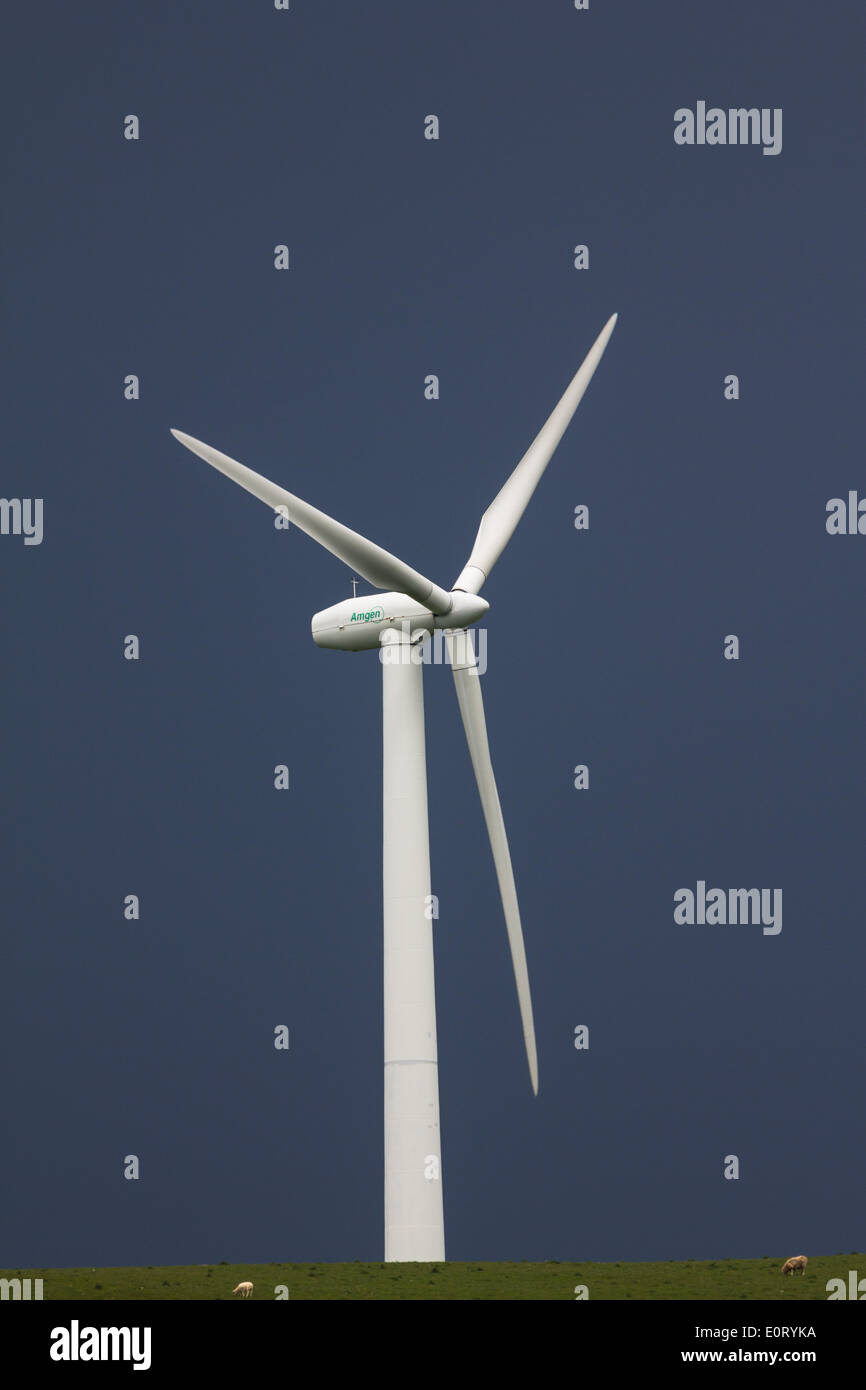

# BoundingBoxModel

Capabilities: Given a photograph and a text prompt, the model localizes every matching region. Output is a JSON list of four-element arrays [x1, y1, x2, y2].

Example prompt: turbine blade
[[446, 628, 539, 1095], [453, 313, 617, 594], [170, 430, 453, 616]]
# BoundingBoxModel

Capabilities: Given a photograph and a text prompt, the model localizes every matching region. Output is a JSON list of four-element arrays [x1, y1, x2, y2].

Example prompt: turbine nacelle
[[312, 590, 489, 651]]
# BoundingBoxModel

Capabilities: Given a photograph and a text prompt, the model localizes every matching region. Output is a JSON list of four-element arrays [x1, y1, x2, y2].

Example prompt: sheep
[[781, 1255, 807, 1275], [232, 1281, 254, 1297]]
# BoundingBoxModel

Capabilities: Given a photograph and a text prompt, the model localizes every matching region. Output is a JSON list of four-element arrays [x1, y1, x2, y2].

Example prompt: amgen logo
[[351, 607, 384, 623]]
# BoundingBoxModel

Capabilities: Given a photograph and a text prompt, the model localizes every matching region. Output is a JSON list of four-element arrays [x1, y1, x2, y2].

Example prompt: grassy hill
[[2, 1254, 862, 1300]]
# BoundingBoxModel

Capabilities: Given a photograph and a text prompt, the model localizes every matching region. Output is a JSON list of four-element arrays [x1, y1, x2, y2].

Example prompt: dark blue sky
[[2, 1, 863, 1269]]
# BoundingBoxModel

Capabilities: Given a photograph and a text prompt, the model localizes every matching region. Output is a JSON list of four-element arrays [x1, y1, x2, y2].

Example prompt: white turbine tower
[[171, 313, 617, 1261]]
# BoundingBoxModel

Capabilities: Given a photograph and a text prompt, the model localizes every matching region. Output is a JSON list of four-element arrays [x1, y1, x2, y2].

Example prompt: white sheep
[[232, 1281, 254, 1297], [781, 1255, 807, 1275]]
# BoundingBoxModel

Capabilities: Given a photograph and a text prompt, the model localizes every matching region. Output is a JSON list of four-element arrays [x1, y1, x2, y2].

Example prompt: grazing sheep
[[232, 1281, 254, 1297], [781, 1255, 807, 1275]]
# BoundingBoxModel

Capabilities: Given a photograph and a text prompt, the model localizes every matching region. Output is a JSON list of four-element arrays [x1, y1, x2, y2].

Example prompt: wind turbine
[[171, 312, 617, 1261]]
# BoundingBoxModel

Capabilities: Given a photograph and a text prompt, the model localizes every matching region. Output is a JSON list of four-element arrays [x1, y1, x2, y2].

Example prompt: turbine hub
[[439, 591, 489, 630]]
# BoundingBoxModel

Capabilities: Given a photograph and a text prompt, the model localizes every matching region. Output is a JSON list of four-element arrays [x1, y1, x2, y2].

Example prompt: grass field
[[2, 1255, 862, 1300]]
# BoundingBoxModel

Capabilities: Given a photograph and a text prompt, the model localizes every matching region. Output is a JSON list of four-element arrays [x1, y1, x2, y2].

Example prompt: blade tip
[[171, 428, 201, 455]]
